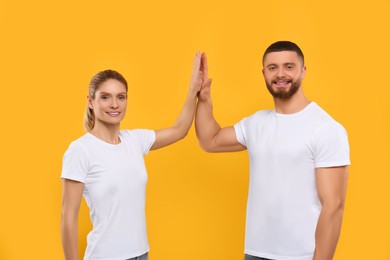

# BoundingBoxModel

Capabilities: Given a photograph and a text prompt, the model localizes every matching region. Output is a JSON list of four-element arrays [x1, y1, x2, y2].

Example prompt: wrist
[[188, 86, 200, 96], [198, 97, 212, 105]]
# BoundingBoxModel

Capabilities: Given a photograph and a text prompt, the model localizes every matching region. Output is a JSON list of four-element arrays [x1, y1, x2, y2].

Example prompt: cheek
[[94, 101, 109, 112], [263, 72, 273, 81], [295, 73, 304, 81]]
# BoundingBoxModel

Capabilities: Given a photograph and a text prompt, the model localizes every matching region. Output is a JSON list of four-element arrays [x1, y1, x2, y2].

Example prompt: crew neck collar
[[274, 102, 315, 117], [86, 131, 124, 148]]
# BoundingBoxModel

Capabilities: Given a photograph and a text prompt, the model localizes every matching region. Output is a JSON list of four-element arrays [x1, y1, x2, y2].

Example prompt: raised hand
[[198, 52, 212, 102], [189, 52, 203, 95], [150, 51, 207, 150]]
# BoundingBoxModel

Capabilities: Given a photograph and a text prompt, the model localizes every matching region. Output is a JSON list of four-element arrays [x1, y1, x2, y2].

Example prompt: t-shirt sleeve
[[61, 142, 89, 183], [130, 129, 156, 156], [312, 122, 351, 168], [234, 117, 249, 147]]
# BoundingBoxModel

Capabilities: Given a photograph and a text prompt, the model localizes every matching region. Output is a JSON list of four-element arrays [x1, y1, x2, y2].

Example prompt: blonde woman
[[61, 53, 210, 260]]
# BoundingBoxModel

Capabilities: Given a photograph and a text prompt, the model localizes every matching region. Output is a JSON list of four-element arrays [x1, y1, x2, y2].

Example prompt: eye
[[286, 64, 294, 70], [101, 95, 109, 100], [268, 66, 276, 71], [118, 95, 127, 100]]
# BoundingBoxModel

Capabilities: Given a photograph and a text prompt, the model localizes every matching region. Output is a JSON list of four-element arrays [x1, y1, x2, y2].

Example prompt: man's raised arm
[[195, 53, 246, 153]]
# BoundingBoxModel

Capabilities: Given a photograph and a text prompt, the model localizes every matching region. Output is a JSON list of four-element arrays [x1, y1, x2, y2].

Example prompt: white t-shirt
[[234, 102, 350, 260], [61, 129, 156, 260]]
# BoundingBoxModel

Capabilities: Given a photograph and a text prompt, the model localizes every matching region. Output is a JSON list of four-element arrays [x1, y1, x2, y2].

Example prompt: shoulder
[[310, 103, 348, 134], [120, 129, 156, 145], [310, 102, 337, 122], [234, 109, 273, 140], [120, 129, 154, 138], [120, 129, 156, 154], [250, 109, 273, 119], [67, 134, 90, 151], [239, 109, 273, 125], [309, 105, 349, 153], [314, 121, 348, 140], [64, 134, 90, 157]]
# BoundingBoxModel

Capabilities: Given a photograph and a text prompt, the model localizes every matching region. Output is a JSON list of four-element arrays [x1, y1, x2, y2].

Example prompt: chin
[[103, 118, 123, 125]]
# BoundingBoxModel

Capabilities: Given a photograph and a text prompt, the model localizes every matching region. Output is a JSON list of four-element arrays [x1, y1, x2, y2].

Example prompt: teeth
[[275, 81, 289, 85], [108, 112, 119, 116]]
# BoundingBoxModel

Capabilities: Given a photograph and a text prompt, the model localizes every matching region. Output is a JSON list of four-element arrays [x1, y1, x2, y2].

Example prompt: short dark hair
[[262, 41, 304, 65]]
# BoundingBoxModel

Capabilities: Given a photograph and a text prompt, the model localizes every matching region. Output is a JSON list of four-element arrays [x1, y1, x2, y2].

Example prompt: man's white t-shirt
[[61, 129, 155, 260], [234, 102, 350, 260]]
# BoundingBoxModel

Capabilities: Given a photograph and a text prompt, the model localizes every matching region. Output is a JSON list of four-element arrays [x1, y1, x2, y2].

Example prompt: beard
[[265, 77, 301, 99]]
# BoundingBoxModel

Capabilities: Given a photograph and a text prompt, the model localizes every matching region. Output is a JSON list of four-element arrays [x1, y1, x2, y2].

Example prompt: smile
[[273, 80, 292, 87], [106, 112, 120, 116]]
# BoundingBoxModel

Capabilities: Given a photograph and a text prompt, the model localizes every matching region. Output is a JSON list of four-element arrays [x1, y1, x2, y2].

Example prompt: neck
[[90, 121, 121, 144], [273, 88, 310, 114]]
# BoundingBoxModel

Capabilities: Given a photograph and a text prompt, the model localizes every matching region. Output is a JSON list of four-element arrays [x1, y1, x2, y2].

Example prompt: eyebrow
[[266, 62, 297, 68], [98, 92, 127, 95], [266, 64, 277, 68]]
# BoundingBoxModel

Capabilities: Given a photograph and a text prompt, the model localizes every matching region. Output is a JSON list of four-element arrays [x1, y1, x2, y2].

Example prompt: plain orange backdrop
[[0, 0, 389, 259]]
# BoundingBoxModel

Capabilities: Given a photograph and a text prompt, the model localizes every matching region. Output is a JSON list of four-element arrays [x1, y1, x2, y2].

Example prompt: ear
[[87, 95, 93, 109], [301, 66, 307, 80]]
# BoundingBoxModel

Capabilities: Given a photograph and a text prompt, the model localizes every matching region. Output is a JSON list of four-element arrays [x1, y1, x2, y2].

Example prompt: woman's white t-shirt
[[62, 129, 156, 260]]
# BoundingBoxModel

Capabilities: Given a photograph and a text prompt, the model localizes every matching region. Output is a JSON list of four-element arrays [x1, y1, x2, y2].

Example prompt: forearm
[[313, 206, 345, 260], [172, 90, 198, 139], [195, 98, 221, 151], [61, 215, 79, 260], [151, 90, 198, 150]]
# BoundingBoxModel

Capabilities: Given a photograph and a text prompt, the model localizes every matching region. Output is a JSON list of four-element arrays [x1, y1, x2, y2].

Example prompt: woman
[[61, 52, 210, 260]]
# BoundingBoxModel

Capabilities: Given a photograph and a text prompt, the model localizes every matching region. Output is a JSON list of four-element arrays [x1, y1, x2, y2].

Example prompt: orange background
[[0, 0, 389, 259]]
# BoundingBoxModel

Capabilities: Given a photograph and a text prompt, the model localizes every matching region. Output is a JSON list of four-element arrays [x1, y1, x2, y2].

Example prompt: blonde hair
[[84, 70, 128, 132]]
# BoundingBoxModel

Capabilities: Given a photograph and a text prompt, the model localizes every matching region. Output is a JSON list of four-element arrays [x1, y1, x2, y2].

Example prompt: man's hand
[[198, 52, 212, 102]]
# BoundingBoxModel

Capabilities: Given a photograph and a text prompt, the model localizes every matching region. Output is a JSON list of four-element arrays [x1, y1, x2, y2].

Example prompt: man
[[195, 41, 350, 260]]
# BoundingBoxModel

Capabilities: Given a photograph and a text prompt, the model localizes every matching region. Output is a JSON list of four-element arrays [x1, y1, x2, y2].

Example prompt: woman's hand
[[151, 51, 210, 150], [189, 52, 212, 97]]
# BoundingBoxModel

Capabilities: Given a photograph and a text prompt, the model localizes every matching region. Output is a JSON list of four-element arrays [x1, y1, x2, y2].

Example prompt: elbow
[[61, 212, 71, 229], [179, 129, 190, 140], [321, 199, 346, 216], [61, 208, 79, 228], [174, 131, 188, 143], [198, 140, 215, 153], [172, 125, 190, 141]]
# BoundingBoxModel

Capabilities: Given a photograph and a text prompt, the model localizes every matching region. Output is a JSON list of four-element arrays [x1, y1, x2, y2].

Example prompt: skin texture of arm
[[195, 53, 246, 152], [151, 52, 211, 150], [313, 166, 349, 260], [61, 179, 84, 260]]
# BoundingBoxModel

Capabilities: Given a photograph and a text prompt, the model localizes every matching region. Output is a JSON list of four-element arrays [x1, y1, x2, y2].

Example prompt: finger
[[190, 54, 201, 87], [201, 53, 209, 81], [204, 78, 212, 88], [201, 78, 212, 91], [193, 52, 201, 73]]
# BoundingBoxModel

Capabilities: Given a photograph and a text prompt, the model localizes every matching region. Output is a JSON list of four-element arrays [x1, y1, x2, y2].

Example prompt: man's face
[[262, 51, 306, 99]]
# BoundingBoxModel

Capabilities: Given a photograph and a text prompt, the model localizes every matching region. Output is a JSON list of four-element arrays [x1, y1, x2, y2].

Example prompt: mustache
[[272, 76, 293, 81]]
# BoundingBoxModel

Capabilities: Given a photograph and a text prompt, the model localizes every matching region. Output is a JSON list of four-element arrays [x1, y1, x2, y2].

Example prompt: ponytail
[[84, 106, 95, 132]]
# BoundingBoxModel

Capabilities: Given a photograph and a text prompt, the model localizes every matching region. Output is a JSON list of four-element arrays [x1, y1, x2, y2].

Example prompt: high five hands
[[189, 52, 212, 100]]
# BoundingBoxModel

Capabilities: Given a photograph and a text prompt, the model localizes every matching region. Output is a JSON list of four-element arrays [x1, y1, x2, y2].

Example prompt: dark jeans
[[245, 254, 274, 260], [126, 252, 148, 260]]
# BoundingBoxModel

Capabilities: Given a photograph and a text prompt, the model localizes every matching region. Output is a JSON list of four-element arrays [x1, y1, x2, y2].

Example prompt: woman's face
[[89, 79, 127, 127]]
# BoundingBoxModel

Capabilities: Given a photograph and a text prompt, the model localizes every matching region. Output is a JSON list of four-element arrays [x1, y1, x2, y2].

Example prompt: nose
[[111, 98, 119, 108], [277, 68, 286, 77]]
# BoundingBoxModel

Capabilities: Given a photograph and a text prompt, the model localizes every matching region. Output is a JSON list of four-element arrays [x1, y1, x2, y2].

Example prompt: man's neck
[[273, 90, 310, 114]]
